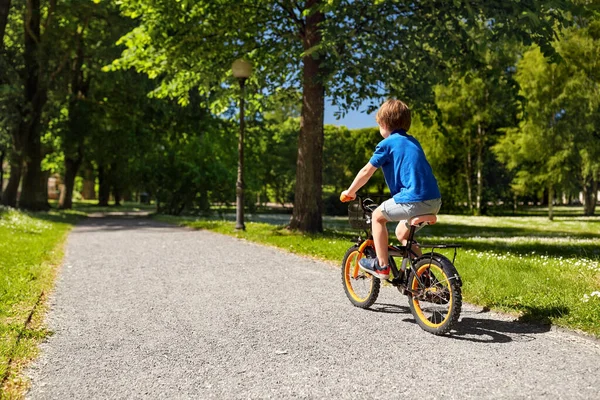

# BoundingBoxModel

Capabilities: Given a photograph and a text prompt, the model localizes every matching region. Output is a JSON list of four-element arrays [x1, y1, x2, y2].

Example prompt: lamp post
[[232, 59, 252, 230]]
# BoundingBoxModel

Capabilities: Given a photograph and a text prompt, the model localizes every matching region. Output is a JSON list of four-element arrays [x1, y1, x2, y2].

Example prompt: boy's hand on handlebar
[[340, 190, 356, 203]]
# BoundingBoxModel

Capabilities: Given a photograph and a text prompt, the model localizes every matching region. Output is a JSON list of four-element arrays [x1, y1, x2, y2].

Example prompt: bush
[[323, 194, 348, 216]]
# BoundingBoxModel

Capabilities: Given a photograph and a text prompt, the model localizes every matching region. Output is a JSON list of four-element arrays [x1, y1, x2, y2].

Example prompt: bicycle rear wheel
[[407, 257, 462, 335], [341, 245, 380, 308]]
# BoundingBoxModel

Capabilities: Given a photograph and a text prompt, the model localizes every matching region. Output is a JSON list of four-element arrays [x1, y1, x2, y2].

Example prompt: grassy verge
[[155, 213, 600, 338], [0, 207, 78, 398]]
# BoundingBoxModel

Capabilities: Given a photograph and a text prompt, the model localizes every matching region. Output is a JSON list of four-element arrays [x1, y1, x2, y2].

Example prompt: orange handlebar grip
[[340, 193, 355, 203]]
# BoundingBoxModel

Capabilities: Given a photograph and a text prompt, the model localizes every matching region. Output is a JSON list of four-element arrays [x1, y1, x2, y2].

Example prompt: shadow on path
[[72, 216, 183, 234], [368, 303, 551, 344]]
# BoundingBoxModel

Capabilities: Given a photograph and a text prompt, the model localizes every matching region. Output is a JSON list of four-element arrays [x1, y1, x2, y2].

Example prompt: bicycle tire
[[341, 245, 380, 308], [407, 256, 462, 335]]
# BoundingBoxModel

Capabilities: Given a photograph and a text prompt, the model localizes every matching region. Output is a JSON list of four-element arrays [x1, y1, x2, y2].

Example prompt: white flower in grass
[[582, 292, 600, 303], [0, 210, 51, 233], [582, 294, 590, 303]]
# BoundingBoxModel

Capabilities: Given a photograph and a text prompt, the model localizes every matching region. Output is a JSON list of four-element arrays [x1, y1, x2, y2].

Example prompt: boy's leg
[[395, 221, 422, 257], [372, 208, 390, 267], [358, 206, 391, 279]]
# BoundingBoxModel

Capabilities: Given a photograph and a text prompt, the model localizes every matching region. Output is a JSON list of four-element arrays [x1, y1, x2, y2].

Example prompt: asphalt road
[[27, 217, 600, 399]]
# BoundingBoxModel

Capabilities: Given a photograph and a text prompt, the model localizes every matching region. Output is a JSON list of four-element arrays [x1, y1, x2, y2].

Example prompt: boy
[[340, 99, 441, 280]]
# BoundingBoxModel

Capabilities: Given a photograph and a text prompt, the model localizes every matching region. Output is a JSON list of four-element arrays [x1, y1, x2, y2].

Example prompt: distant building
[[48, 175, 60, 200]]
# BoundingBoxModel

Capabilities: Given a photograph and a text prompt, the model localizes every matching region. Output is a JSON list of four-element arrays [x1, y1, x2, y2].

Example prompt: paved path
[[27, 218, 600, 399]]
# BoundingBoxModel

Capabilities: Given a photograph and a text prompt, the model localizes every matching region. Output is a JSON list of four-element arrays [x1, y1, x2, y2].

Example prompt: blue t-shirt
[[369, 130, 441, 203]]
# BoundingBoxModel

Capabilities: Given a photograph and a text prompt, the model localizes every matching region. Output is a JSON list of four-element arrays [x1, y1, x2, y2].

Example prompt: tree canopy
[[0, 0, 598, 225]]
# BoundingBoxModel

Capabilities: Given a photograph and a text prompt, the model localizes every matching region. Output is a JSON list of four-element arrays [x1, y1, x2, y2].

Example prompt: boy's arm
[[341, 162, 377, 201]]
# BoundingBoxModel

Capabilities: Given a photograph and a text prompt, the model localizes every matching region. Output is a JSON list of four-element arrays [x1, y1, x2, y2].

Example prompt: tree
[[0, 0, 10, 47], [0, 0, 10, 199], [493, 34, 600, 218], [251, 114, 299, 209], [0, 127, 8, 197], [434, 41, 520, 215], [1, 0, 58, 210], [111, 0, 570, 232], [16, 0, 56, 210], [47, 0, 131, 209], [409, 113, 465, 210], [554, 20, 600, 215]]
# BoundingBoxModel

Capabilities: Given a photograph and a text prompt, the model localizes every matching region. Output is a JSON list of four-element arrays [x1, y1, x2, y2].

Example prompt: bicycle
[[340, 195, 463, 335]]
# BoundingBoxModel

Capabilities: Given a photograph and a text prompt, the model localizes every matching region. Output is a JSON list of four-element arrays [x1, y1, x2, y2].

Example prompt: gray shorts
[[379, 198, 442, 224]]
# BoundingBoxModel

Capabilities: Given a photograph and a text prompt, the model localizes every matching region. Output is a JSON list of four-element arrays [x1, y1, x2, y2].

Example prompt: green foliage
[[493, 23, 600, 209], [153, 117, 236, 215], [430, 40, 520, 214], [1, 0, 597, 218], [346, 127, 387, 194], [250, 116, 299, 207], [110, 0, 572, 112]]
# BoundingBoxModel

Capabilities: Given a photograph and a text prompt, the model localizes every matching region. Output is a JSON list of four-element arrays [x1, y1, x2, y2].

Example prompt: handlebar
[[342, 194, 379, 213], [340, 193, 356, 203]]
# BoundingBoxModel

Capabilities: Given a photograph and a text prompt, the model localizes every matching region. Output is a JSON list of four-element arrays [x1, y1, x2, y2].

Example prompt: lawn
[[0, 207, 78, 397], [156, 210, 600, 337]]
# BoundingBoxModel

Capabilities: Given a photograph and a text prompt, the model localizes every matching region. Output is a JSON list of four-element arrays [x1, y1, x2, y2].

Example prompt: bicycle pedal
[[397, 285, 410, 296]]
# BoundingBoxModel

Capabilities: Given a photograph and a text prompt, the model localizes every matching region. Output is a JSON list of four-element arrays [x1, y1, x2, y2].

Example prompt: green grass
[[155, 212, 600, 338], [0, 207, 78, 398]]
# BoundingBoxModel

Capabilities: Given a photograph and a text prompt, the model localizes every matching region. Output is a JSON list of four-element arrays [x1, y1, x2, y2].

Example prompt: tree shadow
[[71, 217, 183, 233], [516, 305, 570, 326], [427, 221, 600, 240]]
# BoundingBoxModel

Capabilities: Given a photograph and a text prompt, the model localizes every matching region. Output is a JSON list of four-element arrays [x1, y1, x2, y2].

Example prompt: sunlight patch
[[0, 207, 52, 234]]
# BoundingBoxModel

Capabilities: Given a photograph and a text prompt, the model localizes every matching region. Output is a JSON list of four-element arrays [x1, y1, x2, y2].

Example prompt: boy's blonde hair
[[375, 99, 411, 131]]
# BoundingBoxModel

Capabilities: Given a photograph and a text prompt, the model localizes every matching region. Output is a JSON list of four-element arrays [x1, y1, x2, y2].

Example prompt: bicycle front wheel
[[341, 245, 380, 308], [408, 257, 462, 335]]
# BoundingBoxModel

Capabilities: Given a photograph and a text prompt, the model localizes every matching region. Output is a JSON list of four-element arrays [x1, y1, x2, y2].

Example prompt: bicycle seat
[[410, 214, 437, 227]]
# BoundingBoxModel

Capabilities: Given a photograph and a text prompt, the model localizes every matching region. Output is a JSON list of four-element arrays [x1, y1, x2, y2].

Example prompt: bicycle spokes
[[410, 264, 453, 328], [345, 252, 371, 300], [341, 246, 380, 308]]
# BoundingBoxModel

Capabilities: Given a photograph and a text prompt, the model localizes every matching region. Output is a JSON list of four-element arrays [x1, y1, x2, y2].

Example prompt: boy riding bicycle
[[340, 99, 441, 280]]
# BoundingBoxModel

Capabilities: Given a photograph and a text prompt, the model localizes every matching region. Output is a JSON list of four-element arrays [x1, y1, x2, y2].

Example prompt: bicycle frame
[[350, 196, 461, 289], [343, 195, 464, 334]]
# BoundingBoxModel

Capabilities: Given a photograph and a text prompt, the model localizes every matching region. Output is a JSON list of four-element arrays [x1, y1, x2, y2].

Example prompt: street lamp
[[232, 59, 252, 230]]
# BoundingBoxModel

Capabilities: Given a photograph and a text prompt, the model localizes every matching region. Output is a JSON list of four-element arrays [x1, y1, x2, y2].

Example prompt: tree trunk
[[111, 163, 121, 206], [18, 0, 49, 211], [0, 148, 4, 196], [59, 22, 87, 210], [20, 122, 48, 210], [1, 152, 22, 207], [98, 164, 110, 206], [113, 188, 121, 206], [582, 175, 597, 216], [289, 0, 324, 233], [465, 142, 473, 213], [548, 185, 554, 221], [0, 0, 11, 48], [58, 153, 82, 209], [475, 124, 484, 216], [82, 164, 95, 200], [123, 189, 132, 202]]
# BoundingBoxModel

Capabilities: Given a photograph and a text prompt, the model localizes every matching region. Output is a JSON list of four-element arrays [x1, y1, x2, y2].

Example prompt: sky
[[324, 98, 378, 129]]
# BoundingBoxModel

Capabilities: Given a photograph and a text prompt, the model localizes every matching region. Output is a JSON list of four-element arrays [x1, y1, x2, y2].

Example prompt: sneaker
[[358, 258, 390, 280]]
